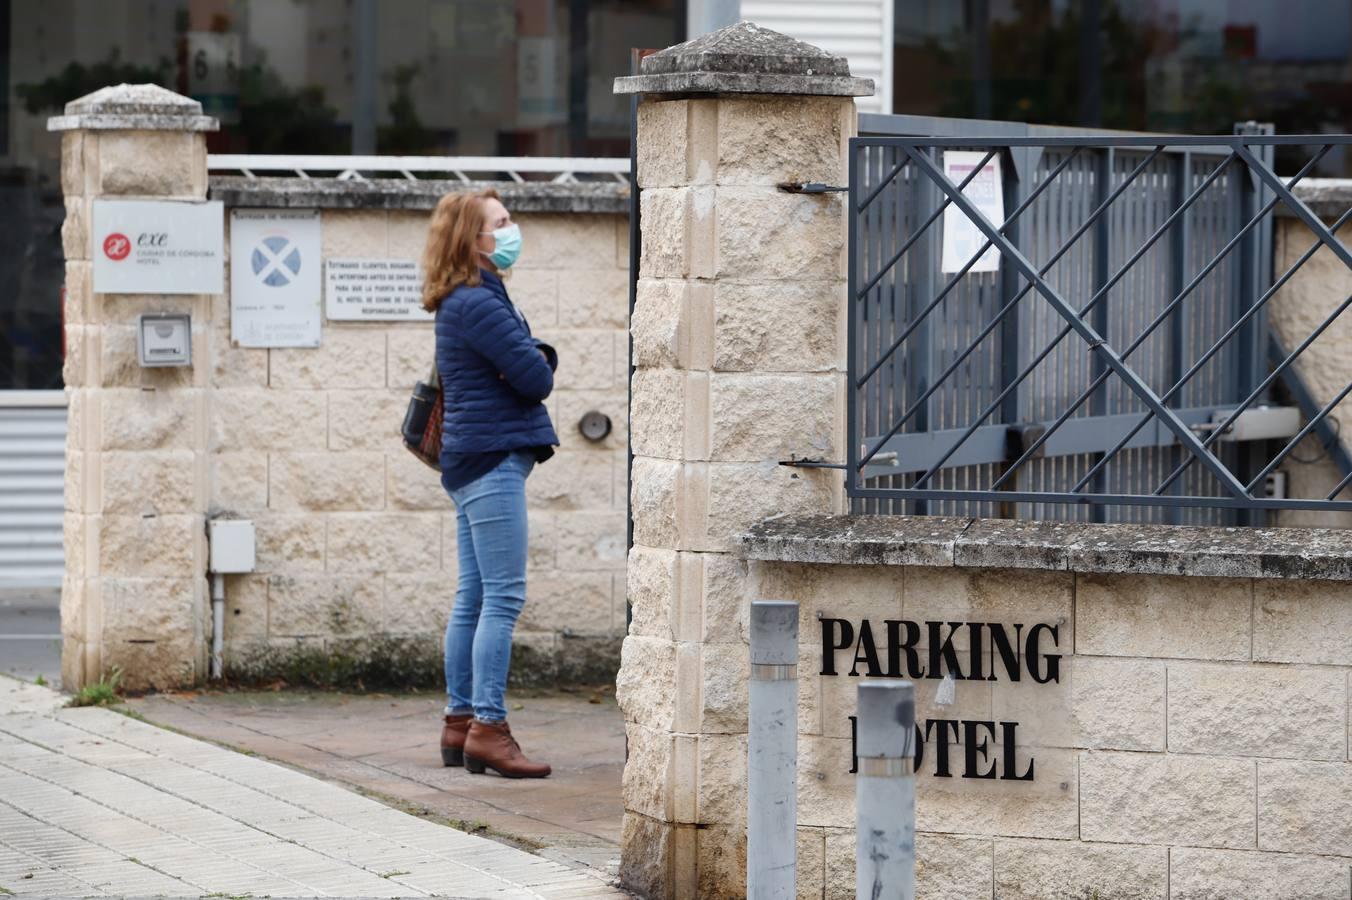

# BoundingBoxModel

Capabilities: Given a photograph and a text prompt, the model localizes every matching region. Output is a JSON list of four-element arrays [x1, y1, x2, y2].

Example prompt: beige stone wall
[[61, 127, 214, 692], [616, 83, 1352, 900], [618, 93, 853, 898], [1271, 217, 1352, 528], [60, 119, 629, 691], [700, 560, 1352, 900], [212, 208, 630, 685]]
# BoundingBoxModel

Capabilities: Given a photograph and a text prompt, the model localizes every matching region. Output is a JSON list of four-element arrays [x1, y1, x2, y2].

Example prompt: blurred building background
[[3, 0, 1352, 590], [1, 0, 684, 399], [6, 0, 1352, 394]]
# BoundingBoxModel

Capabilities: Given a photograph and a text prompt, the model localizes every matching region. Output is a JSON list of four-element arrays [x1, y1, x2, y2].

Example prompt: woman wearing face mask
[[421, 189, 557, 778]]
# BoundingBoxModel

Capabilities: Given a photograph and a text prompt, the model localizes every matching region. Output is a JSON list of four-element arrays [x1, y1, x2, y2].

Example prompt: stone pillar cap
[[614, 21, 874, 98], [48, 83, 219, 133]]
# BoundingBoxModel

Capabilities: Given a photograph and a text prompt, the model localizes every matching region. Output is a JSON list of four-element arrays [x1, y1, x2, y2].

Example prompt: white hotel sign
[[92, 200, 225, 295]]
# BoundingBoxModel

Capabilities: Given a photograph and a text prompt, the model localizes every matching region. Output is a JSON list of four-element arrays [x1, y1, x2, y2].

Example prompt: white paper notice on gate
[[940, 151, 1004, 274], [230, 209, 322, 348]]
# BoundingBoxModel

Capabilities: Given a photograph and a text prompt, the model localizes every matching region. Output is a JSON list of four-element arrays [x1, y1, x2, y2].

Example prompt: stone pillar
[[49, 86, 217, 691], [614, 24, 872, 898]]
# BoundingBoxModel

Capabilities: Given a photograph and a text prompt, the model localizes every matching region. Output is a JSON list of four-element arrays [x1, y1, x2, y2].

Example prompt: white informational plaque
[[940, 151, 1005, 274], [229, 209, 322, 348], [325, 258, 431, 321], [92, 200, 224, 294]]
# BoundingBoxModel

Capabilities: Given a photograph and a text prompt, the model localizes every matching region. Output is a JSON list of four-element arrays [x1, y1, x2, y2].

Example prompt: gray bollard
[[747, 600, 799, 900], [855, 680, 916, 900]]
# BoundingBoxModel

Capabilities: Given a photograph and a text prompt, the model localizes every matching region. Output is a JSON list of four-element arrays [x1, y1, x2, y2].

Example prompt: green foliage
[[68, 668, 123, 708], [224, 637, 443, 690], [234, 62, 345, 154], [378, 64, 439, 155], [922, 0, 1327, 137], [927, 0, 1157, 129], [16, 51, 172, 114], [17, 42, 346, 155], [32, 674, 47, 687]]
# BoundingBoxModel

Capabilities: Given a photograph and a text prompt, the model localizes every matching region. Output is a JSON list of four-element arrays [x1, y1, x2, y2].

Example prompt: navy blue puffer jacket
[[434, 269, 559, 461]]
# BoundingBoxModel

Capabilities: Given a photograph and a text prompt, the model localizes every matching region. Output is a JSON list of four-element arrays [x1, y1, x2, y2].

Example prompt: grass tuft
[[67, 668, 123, 708]]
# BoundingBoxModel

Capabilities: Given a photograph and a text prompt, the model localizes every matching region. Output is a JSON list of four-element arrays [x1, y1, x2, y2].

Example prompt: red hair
[[421, 189, 498, 312]]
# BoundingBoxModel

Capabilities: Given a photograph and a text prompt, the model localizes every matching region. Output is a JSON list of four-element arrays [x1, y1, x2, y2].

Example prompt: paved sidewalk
[[0, 676, 627, 898], [127, 689, 625, 877]]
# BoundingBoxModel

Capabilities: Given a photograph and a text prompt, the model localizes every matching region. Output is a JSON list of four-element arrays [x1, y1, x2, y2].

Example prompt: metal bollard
[[747, 600, 799, 900], [855, 680, 916, 900]]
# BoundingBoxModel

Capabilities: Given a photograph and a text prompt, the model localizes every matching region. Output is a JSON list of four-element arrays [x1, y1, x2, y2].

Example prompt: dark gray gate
[[848, 115, 1352, 523]]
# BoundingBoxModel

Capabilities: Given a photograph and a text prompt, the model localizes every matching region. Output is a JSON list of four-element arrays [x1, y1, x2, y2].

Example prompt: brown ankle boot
[[463, 720, 551, 778], [440, 714, 472, 767]]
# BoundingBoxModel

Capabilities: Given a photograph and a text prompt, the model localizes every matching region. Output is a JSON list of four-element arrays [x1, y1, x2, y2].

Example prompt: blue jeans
[[444, 450, 534, 722]]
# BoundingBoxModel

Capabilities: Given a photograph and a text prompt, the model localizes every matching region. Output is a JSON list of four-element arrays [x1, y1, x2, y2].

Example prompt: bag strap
[[427, 362, 440, 390]]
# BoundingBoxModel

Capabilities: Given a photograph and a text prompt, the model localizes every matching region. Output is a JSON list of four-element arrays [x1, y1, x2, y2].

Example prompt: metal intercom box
[[137, 313, 192, 367]]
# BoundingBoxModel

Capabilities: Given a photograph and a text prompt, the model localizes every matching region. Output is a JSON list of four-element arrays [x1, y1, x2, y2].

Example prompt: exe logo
[[102, 231, 169, 261], [102, 233, 131, 261]]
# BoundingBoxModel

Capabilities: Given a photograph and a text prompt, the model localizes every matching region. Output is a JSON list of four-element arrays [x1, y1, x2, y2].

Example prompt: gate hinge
[[778, 182, 848, 194]]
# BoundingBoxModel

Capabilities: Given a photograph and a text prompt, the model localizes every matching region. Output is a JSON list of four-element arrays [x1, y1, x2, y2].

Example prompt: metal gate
[[848, 115, 1352, 523]]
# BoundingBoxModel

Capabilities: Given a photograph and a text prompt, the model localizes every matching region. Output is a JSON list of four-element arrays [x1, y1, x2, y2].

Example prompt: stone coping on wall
[[613, 21, 874, 98], [1286, 178, 1352, 221], [740, 514, 1352, 581], [208, 176, 630, 214], [47, 83, 219, 133]]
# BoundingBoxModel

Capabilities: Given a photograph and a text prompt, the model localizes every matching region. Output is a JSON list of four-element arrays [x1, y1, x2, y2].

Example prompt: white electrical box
[[208, 519, 256, 573], [137, 313, 192, 367]]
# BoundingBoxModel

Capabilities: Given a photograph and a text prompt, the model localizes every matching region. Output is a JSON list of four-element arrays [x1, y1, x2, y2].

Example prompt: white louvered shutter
[[739, 0, 893, 113], [0, 394, 66, 587]]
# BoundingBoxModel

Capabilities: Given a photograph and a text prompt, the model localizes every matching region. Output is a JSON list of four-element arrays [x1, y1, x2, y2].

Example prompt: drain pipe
[[210, 573, 226, 679], [206, 520, 256, 681]]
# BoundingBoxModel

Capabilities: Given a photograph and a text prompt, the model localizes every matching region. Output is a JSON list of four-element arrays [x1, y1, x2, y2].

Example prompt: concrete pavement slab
[[0, 675, 628, 898], [126, 688, 627, 878]]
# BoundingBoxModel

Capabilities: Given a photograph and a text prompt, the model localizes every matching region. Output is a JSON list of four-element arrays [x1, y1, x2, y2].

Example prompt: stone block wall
[[1271, 214, 1352, 529], [613, 26, 1352, 899], [210, 208, 630, 686], [703, 557, 1352, 899], [60, 119, 214, 692], [56, 90, 629, 691], [618, 91, 853, 898]]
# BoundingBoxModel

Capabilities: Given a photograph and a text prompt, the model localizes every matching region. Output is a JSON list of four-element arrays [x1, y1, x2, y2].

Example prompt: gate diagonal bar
[[858, 145, 1169, 464], [907, 146, 1253, 498], [914, 149, 1241, 492], [1008, 146, 1329, 496], [846, 132, 1352, 521]]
